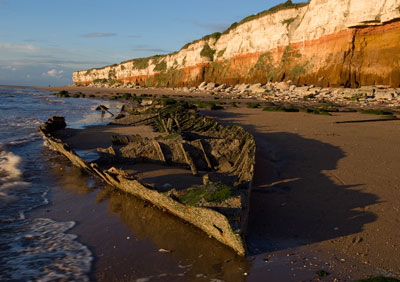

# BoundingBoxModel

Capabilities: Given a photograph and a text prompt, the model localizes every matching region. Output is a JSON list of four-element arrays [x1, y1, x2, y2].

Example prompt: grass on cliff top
[[180, 0, 309, 50], [221, 0, 308, 35], [80, 0, 309, 75]]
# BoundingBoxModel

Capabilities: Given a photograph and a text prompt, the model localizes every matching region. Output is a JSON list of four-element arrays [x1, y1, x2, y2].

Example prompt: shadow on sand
[[203, 110, 379, 255]]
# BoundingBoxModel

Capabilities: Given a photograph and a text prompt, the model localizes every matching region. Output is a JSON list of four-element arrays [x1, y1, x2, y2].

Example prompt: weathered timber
[[39, 101, 256, 255]]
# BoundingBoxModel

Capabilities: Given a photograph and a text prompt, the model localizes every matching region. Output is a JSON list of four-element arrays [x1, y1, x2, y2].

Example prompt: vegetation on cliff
[[180, 0, 309, 50], [200, 44, 216, 61]]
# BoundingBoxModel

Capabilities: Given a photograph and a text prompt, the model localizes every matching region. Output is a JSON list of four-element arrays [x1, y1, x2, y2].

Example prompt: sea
[[0, 87, 120, 281]]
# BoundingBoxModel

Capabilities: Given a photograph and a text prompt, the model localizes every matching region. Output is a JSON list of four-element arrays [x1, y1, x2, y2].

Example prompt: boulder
[[275, 82, 290, 91], [249, 84, 266, 93], [198, 82, 207, 90], [375, 91, 394, 100]]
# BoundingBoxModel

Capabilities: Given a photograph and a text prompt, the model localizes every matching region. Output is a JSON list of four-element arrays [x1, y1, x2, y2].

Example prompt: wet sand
[[29, 94, 400, 280], [30, 153, 250, 282]]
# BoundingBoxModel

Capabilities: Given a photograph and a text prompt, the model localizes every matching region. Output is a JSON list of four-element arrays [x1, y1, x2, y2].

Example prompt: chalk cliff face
[[73, 0, 400, 88]]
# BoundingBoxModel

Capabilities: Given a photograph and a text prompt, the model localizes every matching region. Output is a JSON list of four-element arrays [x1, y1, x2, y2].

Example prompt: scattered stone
[[316, 270, 330, 277], [178, 264, 192, 269], [162, 183, 172, 189], [352, 236, 363, 244]]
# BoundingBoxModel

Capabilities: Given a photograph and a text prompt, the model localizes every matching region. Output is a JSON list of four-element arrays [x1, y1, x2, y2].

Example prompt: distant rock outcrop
[[73, 0, 400, 88]]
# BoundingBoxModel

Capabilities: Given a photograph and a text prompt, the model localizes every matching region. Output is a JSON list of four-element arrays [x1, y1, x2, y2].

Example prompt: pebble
[[84, 81, 400, 109]]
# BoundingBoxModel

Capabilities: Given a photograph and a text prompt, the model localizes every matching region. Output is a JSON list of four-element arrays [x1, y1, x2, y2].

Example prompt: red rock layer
[[76, 20, 400, 88]]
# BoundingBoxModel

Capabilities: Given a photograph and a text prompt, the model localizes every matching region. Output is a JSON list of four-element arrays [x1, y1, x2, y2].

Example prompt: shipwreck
[[39, 99, 255, 255]]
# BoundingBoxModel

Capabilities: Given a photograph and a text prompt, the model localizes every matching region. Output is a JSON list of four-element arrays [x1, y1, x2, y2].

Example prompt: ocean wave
[[4, 133, 43, 147], [44, 97, 66, 104], [0, 88, 94, 281], [0, 218, 92, 281], [2, 117, 43, 128], [0, 149, 29, 199], [0, 150, 30, 206]]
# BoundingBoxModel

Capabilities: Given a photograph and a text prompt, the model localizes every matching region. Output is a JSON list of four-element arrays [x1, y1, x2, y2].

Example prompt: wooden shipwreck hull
[[39, 101, 255, 255]]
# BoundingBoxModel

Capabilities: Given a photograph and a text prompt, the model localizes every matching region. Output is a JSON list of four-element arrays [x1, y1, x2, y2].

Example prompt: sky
[[0, 0, 305, 86]]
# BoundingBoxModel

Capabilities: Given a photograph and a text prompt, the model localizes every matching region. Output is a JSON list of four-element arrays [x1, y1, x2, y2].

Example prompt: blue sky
[[0, 0, 305, 86]]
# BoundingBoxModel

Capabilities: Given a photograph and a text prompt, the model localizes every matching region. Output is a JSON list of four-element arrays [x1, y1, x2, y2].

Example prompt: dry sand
[[205, 108, 400, 277]]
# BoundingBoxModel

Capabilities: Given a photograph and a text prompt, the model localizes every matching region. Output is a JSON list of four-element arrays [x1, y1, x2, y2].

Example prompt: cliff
[[73, 0, 400, 88]]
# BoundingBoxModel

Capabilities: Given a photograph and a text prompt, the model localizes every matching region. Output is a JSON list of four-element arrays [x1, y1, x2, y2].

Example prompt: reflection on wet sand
[[106, 187, 250, 281], [47, 154, 250, 281]]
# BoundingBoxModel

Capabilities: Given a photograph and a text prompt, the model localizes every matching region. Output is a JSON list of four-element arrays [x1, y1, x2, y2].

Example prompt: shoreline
[[22, 85, 400, 280]]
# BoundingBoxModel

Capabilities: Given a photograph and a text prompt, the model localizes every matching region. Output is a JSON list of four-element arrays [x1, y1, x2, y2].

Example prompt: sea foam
[[0, 149, 30, 206], [0, 218, 92, 281]]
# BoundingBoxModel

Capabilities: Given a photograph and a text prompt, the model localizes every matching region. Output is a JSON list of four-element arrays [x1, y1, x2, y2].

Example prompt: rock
[[249, 84, 266, 93], [198, 82, 208, 90], [275, 82, 290, 91], [359, 86, 375, 94], [217, 84, 229, 90], [375, 91, 394, 100], [235, 84, 250, 91], [40, 116, 66, 132], [141, 100, 153, 106], [205, 82, 218, 90], [199, 81, 207, 87]]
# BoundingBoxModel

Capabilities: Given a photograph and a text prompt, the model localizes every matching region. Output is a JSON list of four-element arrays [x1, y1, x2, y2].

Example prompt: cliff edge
[[73, 0, 400, 88]]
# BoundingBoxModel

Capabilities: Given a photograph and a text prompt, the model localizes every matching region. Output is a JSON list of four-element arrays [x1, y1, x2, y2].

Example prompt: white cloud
[[2, 65, 17, 71], [43, 69, 63, 78], [0, 42, 39, 52], [82, 32, 117, 38]]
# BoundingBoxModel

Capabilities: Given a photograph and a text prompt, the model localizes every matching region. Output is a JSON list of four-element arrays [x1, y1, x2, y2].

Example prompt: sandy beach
[[28, 86, 400, 280], [206, 108, 400, 275]]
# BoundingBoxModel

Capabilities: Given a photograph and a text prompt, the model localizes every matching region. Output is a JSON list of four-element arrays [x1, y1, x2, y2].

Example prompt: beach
[[2, 85, 400, 280], [207, 108, 400, 275]]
